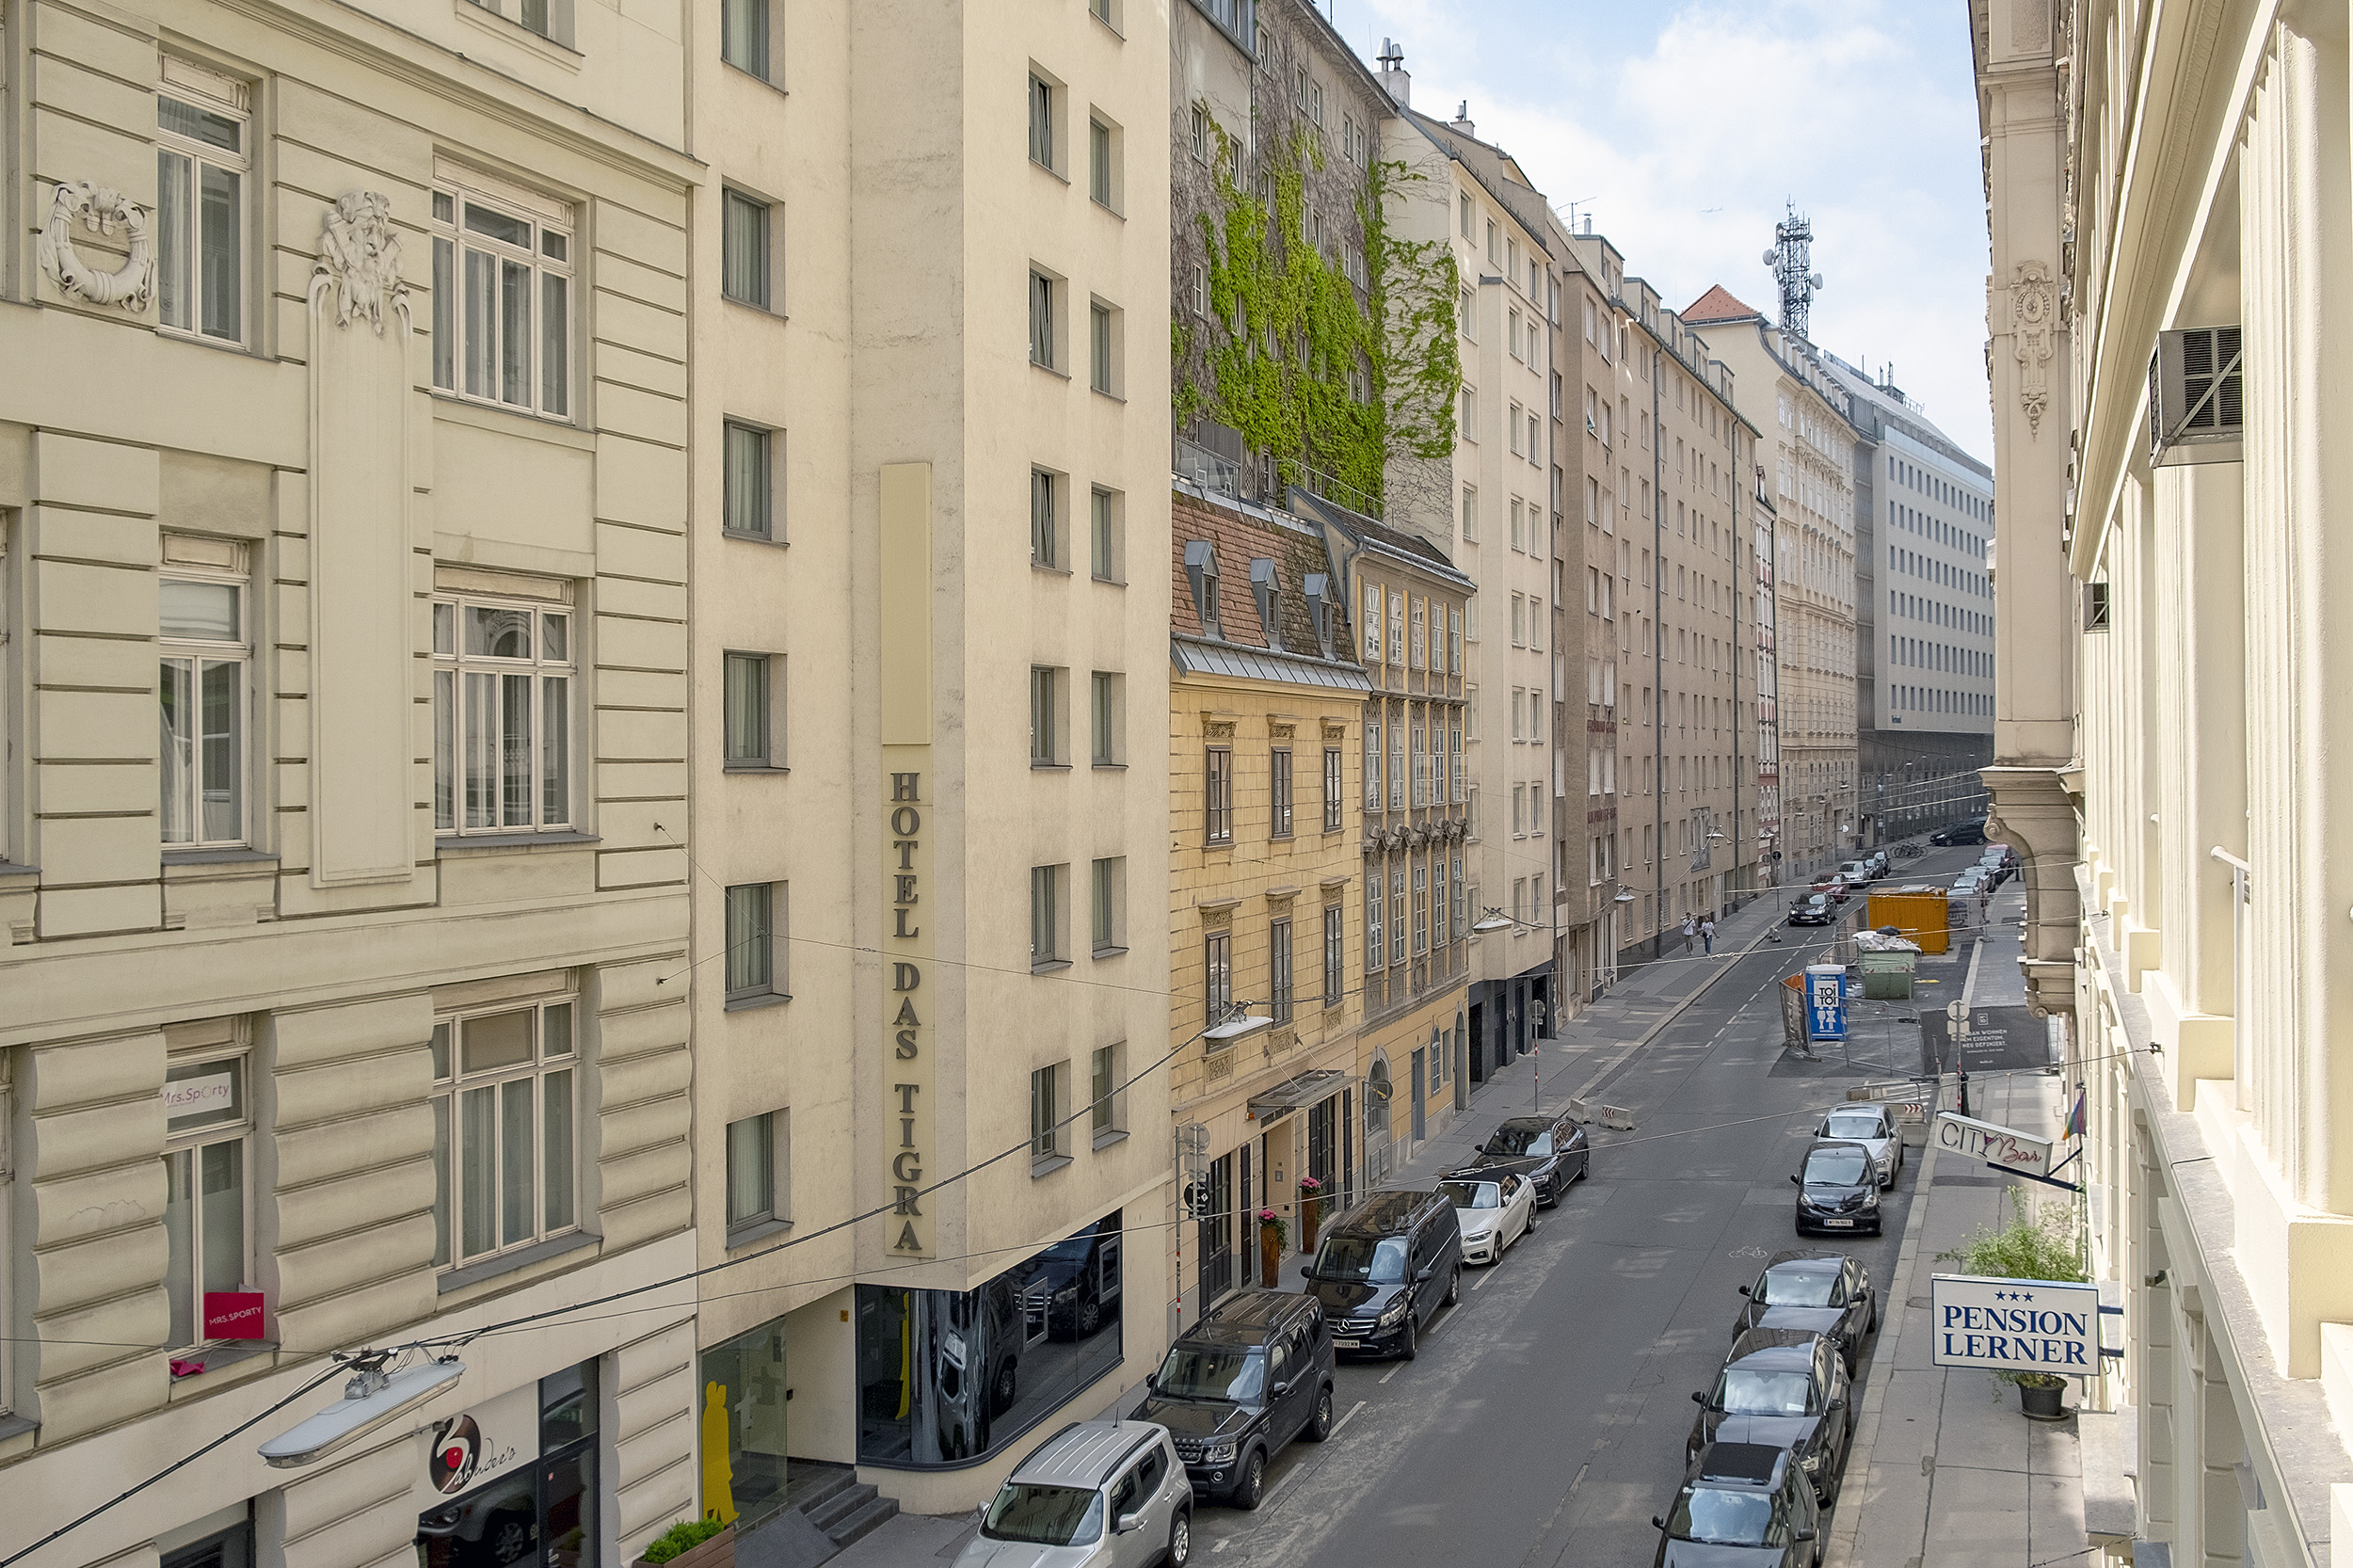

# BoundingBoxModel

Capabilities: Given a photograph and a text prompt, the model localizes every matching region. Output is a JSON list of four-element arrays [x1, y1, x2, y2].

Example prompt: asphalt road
[[1188, 845, 1994, 1568]]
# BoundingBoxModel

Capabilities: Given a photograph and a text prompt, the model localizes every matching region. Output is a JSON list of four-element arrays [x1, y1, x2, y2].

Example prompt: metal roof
[[1247, 1068, 1349, 1122], [1005, 1420, 1161, 1489], [1170, 635, 1373, 693]]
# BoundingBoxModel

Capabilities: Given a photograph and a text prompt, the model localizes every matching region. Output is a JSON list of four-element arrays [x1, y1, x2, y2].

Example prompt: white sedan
[[1439, 1170, 1536, 1265], [1814, 1105, 1904, 1188]]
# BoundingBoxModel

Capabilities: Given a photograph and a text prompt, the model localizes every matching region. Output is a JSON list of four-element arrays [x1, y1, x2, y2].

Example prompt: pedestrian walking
[[1680, 914, 1696, 953], [1700, 914, 1718, 955]]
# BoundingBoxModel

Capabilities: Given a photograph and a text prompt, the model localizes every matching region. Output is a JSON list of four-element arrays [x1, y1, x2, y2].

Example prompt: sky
[[1326, 0, 1995, 463]]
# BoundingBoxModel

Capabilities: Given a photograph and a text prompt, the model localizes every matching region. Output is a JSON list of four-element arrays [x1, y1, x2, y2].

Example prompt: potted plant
[[1257, 1208, 1288, 1287], [1936, 1188, 2089, 1422], [635, 1518, 732, 1568], [1298, 1176, 1325, 1252]]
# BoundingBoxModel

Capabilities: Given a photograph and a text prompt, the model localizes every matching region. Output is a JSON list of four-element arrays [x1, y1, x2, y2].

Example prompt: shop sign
[[1929, 1273, 2099, 1374], [422, 1382, 536, 1497], [164, 1072, 235, 1120], [1935, 1112, 2053, 1179], [879, 462, 935, 1259], [202, 1291, 265, 1340]]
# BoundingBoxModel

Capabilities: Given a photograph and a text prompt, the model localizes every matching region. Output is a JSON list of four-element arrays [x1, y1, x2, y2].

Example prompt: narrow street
[[1189, 847, 1991, 1568]]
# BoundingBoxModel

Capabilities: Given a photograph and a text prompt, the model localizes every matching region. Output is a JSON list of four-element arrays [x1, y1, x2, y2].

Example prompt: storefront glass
[[415, 1361, 599, 1568], [698, 1317, 790, 1526], [856, 1210, 1124, 1468]]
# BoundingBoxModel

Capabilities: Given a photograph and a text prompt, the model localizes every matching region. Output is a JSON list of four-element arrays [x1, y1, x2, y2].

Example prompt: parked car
[[1930, 819, 1987, 846], [1652, 1441, 1822, 1567], [1867, 850, 1890, 878], [1132, 1290, 1332, 1512], [1304, 1189, 1463, 1361], [1813, 1103, 1903, 1188], [1787, 895, 1835, 927], [1789, 1141, 1881, 1237], [960, 1419, 1193, 1566], [1687, 1328, 1854, 1504], [1037, 1214, 1125, 1339], [1466, 1110, 1592, 1204], [416, 1468, 538, 1568], [1837, 860, 1872, 888], [1438, 1169, 1536, 1266], [1730, 1251, 1880, 1373], [1951, 871, 1985, 897]]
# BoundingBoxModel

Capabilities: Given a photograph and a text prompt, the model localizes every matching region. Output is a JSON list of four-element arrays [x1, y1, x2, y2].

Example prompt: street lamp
[[1471, 905, 1556, 1109]]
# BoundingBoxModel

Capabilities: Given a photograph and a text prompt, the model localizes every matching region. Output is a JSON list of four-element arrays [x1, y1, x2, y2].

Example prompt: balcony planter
[[1298, 1179, 1325, 1253], [1257, 1210, 1288, 1288], [636, 1520, 733, 1568]]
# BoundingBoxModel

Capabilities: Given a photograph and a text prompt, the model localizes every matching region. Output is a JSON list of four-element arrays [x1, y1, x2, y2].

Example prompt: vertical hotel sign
[[880, 464, 934, 1257]]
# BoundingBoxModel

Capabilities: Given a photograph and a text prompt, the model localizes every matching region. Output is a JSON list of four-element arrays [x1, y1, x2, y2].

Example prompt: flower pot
[[1299, 1196, 1321, 1254], [2018, 1380, 2068, 1422], [635, 1524, 735, 1568], [1259, 1224, 1283, 1288]]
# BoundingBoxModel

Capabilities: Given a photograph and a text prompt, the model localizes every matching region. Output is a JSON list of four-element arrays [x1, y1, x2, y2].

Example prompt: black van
[[1302, 1189, 1463, 1360], [1132, 1289, 1335, 1509]]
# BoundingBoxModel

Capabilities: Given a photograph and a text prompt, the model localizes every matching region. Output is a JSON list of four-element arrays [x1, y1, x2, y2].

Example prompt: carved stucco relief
[[38, 181, 155, 311], [311, 190, 409, 333], [2010, 261, 2057, 437]]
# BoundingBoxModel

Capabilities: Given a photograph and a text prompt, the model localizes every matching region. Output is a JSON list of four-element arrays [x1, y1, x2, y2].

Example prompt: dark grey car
[[1789, 1141, 1881, 1237], [1652, 1442, 1821, 1567], [1687, 1328, 1853, 1504], [1466, 1112, 1592, 1204], [1131, 1290, 1333, 1510], [1733, 1251, 1878, 1371]]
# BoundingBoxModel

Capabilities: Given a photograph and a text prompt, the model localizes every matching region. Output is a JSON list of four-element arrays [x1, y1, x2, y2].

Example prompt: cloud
[[1354, 0, 1995, 462]]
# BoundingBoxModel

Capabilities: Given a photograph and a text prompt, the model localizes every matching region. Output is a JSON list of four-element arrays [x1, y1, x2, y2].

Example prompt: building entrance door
[[1409, 1049, 1426, 1143], [1199, 1153, 1233, 1304]]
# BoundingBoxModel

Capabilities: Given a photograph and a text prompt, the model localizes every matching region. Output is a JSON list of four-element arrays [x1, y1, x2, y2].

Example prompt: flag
[[2066, 1088, 2087, 1139]]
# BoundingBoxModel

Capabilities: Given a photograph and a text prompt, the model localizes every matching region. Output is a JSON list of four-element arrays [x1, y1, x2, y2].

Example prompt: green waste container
[[1859, 948, 1917, 1000]]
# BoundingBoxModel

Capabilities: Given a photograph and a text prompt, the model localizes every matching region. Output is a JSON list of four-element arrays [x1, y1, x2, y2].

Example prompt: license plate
[[1823, 1218, 1856, 1228], [1332, 1337, 1364, 1350]]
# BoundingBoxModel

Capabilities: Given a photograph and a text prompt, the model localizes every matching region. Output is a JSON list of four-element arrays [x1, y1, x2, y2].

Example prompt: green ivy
[[1179, 118, 1457, 516]]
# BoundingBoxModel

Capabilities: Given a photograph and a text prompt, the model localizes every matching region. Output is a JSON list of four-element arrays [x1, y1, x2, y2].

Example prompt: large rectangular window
[[1270, 918, 1293, 1024], [156, 91, 245, 344], [431, 995, 578, 1268], [1365, 875, 1385, 970], [723, 189, 773, 309], [1270, 747, 1293, 838], [1205, 746, 1232, 844], [1091, 672, 1121, 764], [1031, 1064, 1064, 1162], [724, 652, 776, 767], [430, 184, 572, 417], [1205, 931, 1232, 1026], [432, 591, 573, 834], [1323, 905, 1343, 1004], [1032, 864, 1064, 968], [1091, 857, 1121, 953], [726, 1110, 788, 1235], [1032, 469, 1059, 567], [1029, 73, 1055, 168], [1030, 666, 1062, 764], [721, 0, 769, 78], [1090, 488, 1122, 581], [160, 571, 247, 847], [164, 1052, 251, 1355], [1091, 1045, 1123, 1139], [723, 421, 775, 538], [1322, 746, 1343, 831], [1030, 270, 1056, 367], [726, 882, 784, 1000]]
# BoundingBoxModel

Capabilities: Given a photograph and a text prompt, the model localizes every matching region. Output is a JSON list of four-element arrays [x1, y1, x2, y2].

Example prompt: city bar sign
[[879, 463, 934, 1258], [1929, 1273, 2099, 1375], [1935, 1112, 2053, 1180]]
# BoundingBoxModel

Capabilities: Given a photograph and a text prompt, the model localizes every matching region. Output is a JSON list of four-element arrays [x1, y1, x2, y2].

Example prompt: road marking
[[1212, 1538, 1229, 1553], [1378, 1360, 1406, 1384], [1471, 1264, 1497, 1290], [1328, 1398, 1367, 1440]]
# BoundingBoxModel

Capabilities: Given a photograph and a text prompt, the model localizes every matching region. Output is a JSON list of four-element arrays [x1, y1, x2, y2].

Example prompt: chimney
[[1578, 213, 1593, 237], [1377, 38, 1410, 107], [1450, 100, 1476, 137]]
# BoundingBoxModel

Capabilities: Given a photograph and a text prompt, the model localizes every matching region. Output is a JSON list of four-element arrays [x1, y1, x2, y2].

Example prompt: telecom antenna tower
[[1763, 200, 1825, 341]]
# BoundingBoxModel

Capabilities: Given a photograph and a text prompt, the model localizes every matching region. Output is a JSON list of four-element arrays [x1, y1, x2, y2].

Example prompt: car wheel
[[1443, 1265, 1462, 1307], [1077, 1296, 1102, 1336], [490, 1515, 534, 1565], [991, 1358, 1017, 1415], [1305, 1385, 1334, 1442], [1232, 1448, 1268, 1510], [1166, 1507, 1193, 1566], [1398, 1315, 1418, 1362]]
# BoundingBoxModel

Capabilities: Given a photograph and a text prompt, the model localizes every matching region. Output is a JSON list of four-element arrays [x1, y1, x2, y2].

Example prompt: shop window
[[164, 1052, 256, 1367], [700, 1319, 789, 1526], [416, 1360, 599, 1568]]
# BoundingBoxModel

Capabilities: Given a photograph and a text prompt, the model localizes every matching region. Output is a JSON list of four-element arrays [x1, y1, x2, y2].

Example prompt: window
[[721, 0, 769, 78], [1271, 747, 1294, 838], [1323, 905, 1344, 1004], [723, 652, 778, 767], [1029, 269, 1057, 367], [156, 90, 246, 344], [1190, 264, 1208, 317], [1262, 917, 1293, 1024], [1092, 858, 1123, 953], [1031, 1064, 1064, 1164], [160, 568, 248, 848], [722, 421, 776, 538], [1412, 862, 1429, 954], [1449, 607, 1463, 674], [1029, 72, 1055, 168], [1091, 672, 1121, 763], [430, 182, 573, 417], [164, 1051, 251, 1353], [1364, 710, 1382, 811], [1461, 386, 1477, 436], [1462, 486, 1479, 541], [1389, 714, 1405, 811], [1323, 746, 1343, 831], [1186, 541, 1221, 635], [1412, 719, 1427, 805], [1460, 286, 1477, 341], [726, 882, 784, 1000], [726, 1111, 788, 1235], [1205, 930, 1233, 1025], [1090, 1044, 1125, 1140], [1032, 468, 1060, 567], [721, 188, 772, 310], [1363, 581, 1383, 662], [1388, 591, 1405, 665], [1191, 107, 1209, 163], [1460, 191, 1473, 238], [1411, 598, 1428, 668], [1365, 875, 1385, 970], [1205, 746, 1232, 844], [1390, 865, 1406, 965], [1450, 720, 1464, 802], [1032, 864, 1064, 967], [1030, 666, 1062, 764], [1089, 300, 1120, 393], [431, 995, 579, 1268], [1089, 116, 1118, 208], [1511, 497, 1526, 550], [432, 590, 573, 834]]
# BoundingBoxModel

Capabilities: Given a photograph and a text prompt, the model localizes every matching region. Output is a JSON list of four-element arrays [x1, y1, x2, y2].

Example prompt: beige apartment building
[[1973, 1, 2353, 1562], [0, 0, 701, 1565], [682, 0, 1176, 1529], [1688, 289, 1860, 882]]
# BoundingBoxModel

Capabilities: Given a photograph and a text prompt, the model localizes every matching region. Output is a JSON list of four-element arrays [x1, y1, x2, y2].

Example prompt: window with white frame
[[1323, 904, 1343, 1003], [726, 1110, 788, 1236], [1364, 875, 1384, 970], [432, 589, 573, 834], [160, 560, 248, 848], [163, 1047, 252, 1355], [431, 993, 579, 1268], [156, 82, 247, 344], [430, 181, 572, 418]]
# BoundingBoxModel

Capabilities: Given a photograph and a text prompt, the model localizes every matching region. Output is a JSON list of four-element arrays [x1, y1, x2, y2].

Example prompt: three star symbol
[[1992, 1289, 2037, 1302]]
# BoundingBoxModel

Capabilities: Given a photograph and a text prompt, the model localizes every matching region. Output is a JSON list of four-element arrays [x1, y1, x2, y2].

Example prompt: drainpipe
[[1651, 335, 1667, 958]]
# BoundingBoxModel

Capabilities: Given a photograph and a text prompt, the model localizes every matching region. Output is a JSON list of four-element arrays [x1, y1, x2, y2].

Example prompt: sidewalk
[[1826, 882, 2096, 1568]]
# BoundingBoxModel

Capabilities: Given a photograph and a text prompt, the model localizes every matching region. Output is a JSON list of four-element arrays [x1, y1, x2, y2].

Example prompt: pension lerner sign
[[1929, 1273, 2099, 1374]]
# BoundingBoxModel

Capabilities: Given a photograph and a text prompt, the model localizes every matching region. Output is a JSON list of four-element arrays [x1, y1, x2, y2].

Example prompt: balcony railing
[[1175, 436, 1240, 496]]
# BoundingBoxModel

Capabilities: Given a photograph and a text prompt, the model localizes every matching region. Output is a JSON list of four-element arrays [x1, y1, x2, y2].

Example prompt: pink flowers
[[1298, 1176, 1323, 1194], [1257, 1208, 1279, 1224]]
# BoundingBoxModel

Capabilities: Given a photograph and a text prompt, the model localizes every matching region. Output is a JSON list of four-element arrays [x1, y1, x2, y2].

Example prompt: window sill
[[1030, 1154, 1074, 1179], [162, 847, 279, 868], [1090, 197, 1125, 220], [724, 295, 787, 320], [1032, 761, 1072, 772], [1032, 159, 1070, 186], [0, 860, 40, 879], [1093, 760, 1127, 771], [1092, 1128, 1128, 1151], [1091, 388, 1128, 404], [726, 991, 792, 1014], [437, 829, 601, 856], [1091, 573, 1127, 587], [168, 1339, 275, 1386], [1032, 959, 1073, 975], [1092, 945, 1127, 961], [438, 1230, 599, 1294], [429, 392, 595, 449], [0, 1414, 34, 1445], [722, 528, 788, 549], [1033, 563, 1074, 577], [157, 325, 257, 358], [1032, 361, 1070, 381], [726, 1215, 793, 1251], [723, 59, 787, 96], [724, 763, 792, 776]]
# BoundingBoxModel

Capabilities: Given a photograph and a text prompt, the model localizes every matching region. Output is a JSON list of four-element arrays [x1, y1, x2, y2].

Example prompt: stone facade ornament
[[39, 181, 155, 311], [312, 191, 408, 335], [2010, 261, 2057, 437]]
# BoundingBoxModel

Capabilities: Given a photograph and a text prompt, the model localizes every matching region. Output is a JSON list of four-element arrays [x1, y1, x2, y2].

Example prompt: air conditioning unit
[[2147, 326, 2243, 466]]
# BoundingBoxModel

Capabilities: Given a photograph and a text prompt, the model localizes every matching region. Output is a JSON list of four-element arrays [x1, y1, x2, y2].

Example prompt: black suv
[[1304, 1189, 1463, 1359], [1687, 1328, 1853, 1505], [1035, 1214, 1124, 1340], [1652, 1441, 1822, 1567], [1132, 1289, 1334, 1510], [1466, 1111, 1592, 1205]]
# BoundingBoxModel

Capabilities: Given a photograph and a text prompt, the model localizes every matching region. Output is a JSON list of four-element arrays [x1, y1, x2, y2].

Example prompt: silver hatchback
[[957, 1419, 1193, 1568]]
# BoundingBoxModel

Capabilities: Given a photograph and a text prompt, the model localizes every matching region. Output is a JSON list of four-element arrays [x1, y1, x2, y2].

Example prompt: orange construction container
[[1866, 890, 1950, 954]]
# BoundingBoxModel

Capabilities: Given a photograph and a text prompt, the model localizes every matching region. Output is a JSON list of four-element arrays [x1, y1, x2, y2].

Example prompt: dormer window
[[1183, 540, 1222, 638], [1304, 572, 1333, 657], [1249, 559, 1279, 645]]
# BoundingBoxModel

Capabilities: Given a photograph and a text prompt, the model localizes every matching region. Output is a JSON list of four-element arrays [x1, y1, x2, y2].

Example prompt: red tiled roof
[[1683, 284, 1763, 325]]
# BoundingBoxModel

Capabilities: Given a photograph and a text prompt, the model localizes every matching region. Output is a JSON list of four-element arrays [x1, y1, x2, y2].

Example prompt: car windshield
[[1154, 1346, 1265, 1401], [1315, 1234, 1408, 1283], [1718, 1368, 1816, 1416], [1669, 1486, 1774, 1546], [982, 1483, 1105, 1546], [1439, 1179, 1502, 1210], [1757, 1267, 1840, 1306], [1823, 1112, 1883, 1141], [1804, 1149, 1872, 1186], [1483, 1126, 1553, 1157]]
